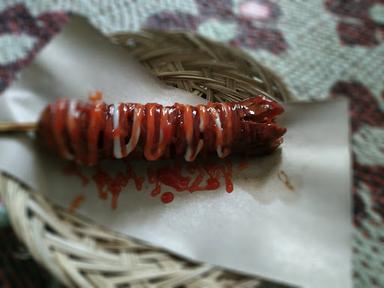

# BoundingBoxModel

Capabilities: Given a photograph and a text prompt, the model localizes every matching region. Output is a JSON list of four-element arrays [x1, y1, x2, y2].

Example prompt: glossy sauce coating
[[38, 96, 286, 166]]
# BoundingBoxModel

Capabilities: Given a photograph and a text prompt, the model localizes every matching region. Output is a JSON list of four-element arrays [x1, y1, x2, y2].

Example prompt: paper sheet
[[0, 16, 351, 288]]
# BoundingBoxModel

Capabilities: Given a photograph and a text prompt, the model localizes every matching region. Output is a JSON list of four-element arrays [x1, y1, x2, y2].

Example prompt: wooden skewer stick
[[0, 122, 38, 133]]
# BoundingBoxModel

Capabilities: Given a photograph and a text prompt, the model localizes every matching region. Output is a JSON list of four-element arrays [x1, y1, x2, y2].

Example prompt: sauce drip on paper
[[63, 159, 234, 209], [277, 170, 294, 191], [161, 192, 174, 204], [68, 195, 85, 213], [91, 162, 144, 209]]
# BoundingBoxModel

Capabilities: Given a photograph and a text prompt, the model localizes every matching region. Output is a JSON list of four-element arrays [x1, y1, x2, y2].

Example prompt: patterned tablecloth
[[0, 1, 383, 287]]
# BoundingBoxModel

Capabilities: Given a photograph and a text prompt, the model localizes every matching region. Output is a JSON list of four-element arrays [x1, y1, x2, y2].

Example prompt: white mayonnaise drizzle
[[63, 100, 77, 160], [113, 104, 123, 158], [124, 106, 142, 156], [210, 107, 224, 158], [199, 105, 206, 132]]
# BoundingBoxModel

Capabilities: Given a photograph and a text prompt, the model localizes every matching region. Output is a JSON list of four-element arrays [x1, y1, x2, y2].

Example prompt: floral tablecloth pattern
[[0, 1, 383, 287]]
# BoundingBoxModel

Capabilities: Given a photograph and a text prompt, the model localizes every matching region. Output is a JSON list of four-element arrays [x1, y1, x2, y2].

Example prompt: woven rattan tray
[[0, 31, 290, 287]]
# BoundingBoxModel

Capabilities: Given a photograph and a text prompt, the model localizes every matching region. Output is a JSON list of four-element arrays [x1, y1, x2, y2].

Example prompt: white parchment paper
[[0, 17, 352, 288]]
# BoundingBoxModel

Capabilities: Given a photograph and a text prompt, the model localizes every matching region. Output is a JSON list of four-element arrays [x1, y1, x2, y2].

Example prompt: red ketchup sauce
[[89, 91, 103, 102], [161, 192, 174, 204], [63, 159, 235, 207], [91, 162, 143, 209], [68, 195, 85, 213]]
